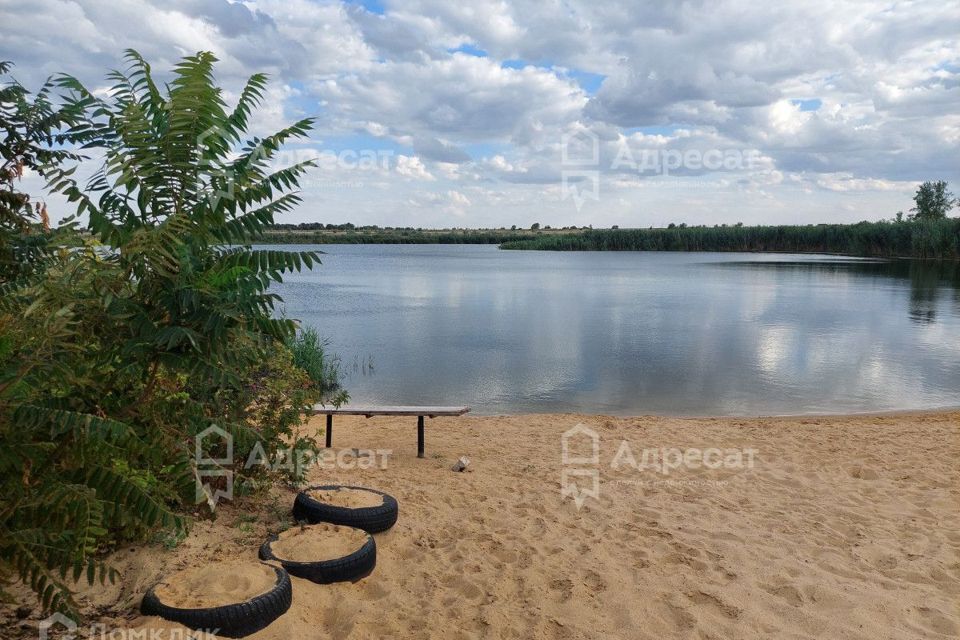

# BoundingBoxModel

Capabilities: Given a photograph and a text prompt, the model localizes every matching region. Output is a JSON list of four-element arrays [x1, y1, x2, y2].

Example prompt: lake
[[268, 244, 960, 416]]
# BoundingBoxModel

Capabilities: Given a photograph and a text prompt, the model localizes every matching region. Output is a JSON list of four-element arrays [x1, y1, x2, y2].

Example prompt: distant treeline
[[499, 219, 960, 260], [261, 225, 569, 245]]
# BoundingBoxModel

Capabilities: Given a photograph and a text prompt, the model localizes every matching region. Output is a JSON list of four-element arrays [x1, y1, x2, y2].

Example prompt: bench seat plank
[[311, 405, 469, 417], [311, 405, 470, 457]]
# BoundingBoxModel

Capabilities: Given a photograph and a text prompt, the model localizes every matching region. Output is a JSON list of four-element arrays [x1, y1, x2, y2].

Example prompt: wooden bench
[[311, 405, 470, 458]]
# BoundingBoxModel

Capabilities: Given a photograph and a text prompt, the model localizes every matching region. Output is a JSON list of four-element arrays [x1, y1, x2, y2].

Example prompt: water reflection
[[715, 259, 960, 325], [269, 245, 960, 416]]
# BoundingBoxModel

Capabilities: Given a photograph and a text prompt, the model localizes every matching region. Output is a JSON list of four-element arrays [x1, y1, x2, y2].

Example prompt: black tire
[[140, 564, 291, 638], [259, 529, 376, 584], [292, 485, 398, 533]]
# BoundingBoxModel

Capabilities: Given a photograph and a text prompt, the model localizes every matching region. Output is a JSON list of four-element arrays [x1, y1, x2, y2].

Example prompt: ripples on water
[[267, 244, 960, 415]]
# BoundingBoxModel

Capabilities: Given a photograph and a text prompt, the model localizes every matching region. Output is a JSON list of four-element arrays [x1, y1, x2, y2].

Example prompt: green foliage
[[910, 180, 955, 221], [0, 62, 83, 281], [210, 336, 328, 483], [500, 218, 960, 260], [1, 51, 341, 616]]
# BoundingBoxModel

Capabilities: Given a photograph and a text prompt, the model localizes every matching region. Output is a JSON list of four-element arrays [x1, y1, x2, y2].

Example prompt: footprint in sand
[[362, 581, 391, 600], [442, 573, 483, 600], [762, 582, 805, 606], [581, 569, 608, 593], [492, 547, 518, 563], [549, 577, 574, 602], [321, 604, 359, 640], [848, 464, 879, 480], [651, 598, 697, 631], [526, 516, 548, 536], [664, 544, 709, 571], [685, 590, 742, 620], [852, 545, 900, 573], [456, 578, 484, 600], [628, 548, 651, 572]]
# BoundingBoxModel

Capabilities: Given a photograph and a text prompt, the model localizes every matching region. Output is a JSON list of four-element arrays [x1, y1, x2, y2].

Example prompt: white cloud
[[0, 0, 957, 227], [316, 52, 586, 143], [395, 155, 435, 180], [813, 173, 918, 193]]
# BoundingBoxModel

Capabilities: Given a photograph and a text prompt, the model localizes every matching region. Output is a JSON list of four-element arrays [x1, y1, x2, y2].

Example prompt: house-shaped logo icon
[[195, 424, 234, 510], [196, 424, 233, 465], [560, 423, 600, 510], [561, 422, 599, 465], [561, 128, 600, 166], [39, 613, 77, 640]]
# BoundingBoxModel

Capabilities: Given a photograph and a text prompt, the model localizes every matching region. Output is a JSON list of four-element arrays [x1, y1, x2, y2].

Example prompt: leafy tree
[[0, 62, 82, 281], [45, 49, 320, 392], [530, 222, 541, 230], [1, 50, 329, 615], [910, 180, 955, 220]]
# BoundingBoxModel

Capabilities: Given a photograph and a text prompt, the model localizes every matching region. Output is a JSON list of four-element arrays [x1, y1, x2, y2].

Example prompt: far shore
[[6, 409, 958, 639], [255, 219, 960, 262]]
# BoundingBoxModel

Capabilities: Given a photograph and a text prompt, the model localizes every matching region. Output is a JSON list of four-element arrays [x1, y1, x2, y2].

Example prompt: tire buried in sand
[[292, 485, 398, 533], [140, 562, 291, 638], [259, 523, 376, 584]]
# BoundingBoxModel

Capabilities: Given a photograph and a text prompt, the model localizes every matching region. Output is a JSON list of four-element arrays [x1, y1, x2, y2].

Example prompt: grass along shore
[[500, 219, 960, 260]]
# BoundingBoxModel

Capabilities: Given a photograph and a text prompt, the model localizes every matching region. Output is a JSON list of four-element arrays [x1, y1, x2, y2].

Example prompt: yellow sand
[[308, 487, 384, 509], [8, 411, 959, 639], [270, 524, 369, 562], [153, 561, 276, 608]]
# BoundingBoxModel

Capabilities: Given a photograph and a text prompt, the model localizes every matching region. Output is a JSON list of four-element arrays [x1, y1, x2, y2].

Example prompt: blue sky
[[2, 0, 958, 228]]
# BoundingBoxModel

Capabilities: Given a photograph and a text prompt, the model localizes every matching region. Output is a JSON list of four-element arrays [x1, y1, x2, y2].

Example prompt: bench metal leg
[[325, 414, 333, 448], [417, 415, 425, 458]]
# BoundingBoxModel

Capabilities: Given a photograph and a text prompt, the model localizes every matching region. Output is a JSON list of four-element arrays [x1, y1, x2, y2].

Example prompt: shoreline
[[253, 238, 960, 262], [341, 404, 960, 420]]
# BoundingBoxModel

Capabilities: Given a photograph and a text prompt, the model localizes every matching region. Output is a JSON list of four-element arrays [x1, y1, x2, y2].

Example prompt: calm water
[[268, 244, 960, 415]]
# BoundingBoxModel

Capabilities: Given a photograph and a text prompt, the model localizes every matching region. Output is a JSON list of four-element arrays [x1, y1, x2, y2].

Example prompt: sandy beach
[[10, 410, 959, 639]]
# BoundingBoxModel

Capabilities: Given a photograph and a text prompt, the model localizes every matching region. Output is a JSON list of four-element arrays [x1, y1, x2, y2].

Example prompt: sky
[[1, 0, 958, 228]]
